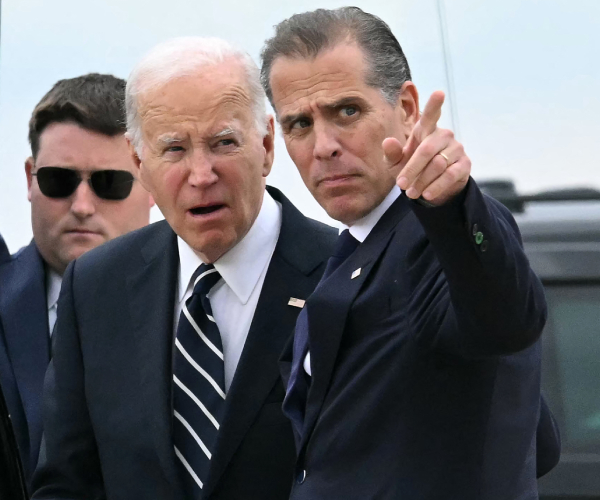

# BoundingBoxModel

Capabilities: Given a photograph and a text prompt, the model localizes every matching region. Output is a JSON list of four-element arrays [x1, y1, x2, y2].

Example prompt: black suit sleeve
[[410, 178, 547, 357], [30, 261, 106, 499]]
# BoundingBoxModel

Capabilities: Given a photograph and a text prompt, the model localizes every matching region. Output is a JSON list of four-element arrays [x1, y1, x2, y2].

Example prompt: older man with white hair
[[31, 37, 336, 500]]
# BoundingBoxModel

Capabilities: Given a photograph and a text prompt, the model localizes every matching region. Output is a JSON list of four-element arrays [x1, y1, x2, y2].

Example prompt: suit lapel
[[0, 241, 50, 472], [203, 187, 335, 496], [300, 194, 412, 451], [126, 221, 181, 491]]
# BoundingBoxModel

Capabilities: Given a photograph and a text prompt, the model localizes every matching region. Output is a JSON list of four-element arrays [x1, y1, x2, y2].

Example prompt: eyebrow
[[214, 127, 236, 138], [280, 96, 364, 127], [156, 134, 183, 146]]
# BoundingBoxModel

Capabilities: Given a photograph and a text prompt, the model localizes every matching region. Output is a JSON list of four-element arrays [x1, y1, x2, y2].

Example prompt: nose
[[70, 180, 96, 218], [313, 121, 341, 161], [188, 152, 219, 187]]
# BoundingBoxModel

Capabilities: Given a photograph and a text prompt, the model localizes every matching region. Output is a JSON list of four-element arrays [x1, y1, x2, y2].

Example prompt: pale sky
[[1, 0, 598, 252]]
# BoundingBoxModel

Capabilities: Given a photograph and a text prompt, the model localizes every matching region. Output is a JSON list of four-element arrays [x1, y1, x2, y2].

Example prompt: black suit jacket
[[0, 234, 9, 264], [0, 234, 29, 499], [282, 181, 549, 500], [0, 241, 51, 488], [32, 187, 336, 500]]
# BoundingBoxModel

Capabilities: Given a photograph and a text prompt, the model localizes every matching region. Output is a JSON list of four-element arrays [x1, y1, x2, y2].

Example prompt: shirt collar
[[178, 190, 282, 305], [342, 185, 401, 242], [46, 268, 62, 310]]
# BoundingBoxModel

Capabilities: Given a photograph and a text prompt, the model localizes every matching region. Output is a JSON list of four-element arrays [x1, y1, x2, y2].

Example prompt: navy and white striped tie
[[173, 263, 226, 498]]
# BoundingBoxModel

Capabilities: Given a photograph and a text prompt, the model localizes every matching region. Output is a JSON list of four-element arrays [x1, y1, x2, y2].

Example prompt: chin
[[190, 234, 237, 262], [322, 198, 368, 225], [71, 241, 101, 258]]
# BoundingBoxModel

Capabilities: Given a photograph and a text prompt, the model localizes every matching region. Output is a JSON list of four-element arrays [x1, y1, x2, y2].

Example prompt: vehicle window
[[541, 283, 600, 454]]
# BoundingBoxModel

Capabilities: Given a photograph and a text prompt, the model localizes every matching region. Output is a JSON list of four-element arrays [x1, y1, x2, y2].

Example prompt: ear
[[25, 157, 34, 202], [395, 81, 420, 138], [126, 135, 143, 173], [261, 115, 275, 178]]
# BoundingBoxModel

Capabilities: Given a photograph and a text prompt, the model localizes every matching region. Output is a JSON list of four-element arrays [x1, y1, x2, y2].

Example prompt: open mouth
[[189, 204, 225, 216]]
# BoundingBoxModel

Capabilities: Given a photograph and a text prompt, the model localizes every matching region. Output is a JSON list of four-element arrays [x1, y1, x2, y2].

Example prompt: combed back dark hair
[[28, 73, 126, 159], [260, 6, 412, 109]]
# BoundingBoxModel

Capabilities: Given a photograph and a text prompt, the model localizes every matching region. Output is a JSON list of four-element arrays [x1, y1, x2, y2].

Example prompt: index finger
[[418, 91, 445, 138]]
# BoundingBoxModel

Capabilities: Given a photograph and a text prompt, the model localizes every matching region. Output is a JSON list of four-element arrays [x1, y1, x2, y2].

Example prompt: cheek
[[31, 197, 67, 236], [285, 140, 313, 181], [32, 193, 62, 220], [143, 167, 182, 209]]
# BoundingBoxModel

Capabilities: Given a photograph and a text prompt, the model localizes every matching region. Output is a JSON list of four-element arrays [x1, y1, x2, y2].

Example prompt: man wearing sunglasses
[[0, 73, 153, 490]]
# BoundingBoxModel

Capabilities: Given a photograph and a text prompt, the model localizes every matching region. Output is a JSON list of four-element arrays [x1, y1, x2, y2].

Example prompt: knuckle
[[442, 129, 454, 141], [419, 143, 436, 159], [447, 166, 462, 183]]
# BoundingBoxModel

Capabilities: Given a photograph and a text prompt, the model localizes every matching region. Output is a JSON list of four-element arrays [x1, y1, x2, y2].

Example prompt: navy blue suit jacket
[[0, 234, 9, 264], [0, 233, 28, 498], [32, 188, 337, 500], [281, 180, 550, 500], [0, 241, 51, 489]]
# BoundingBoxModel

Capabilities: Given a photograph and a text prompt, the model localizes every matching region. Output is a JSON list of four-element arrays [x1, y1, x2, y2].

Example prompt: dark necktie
[[173, 264, 226, 498], [282, 229, 360, 443]]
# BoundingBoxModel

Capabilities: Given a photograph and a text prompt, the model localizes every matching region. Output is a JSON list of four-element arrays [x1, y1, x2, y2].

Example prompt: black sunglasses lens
[[36, 167, 80, 198], [90, 170, 134, 200]]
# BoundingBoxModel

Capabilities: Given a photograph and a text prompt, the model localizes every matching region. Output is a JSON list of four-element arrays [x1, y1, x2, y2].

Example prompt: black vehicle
[[0, 382, 28, 499], [481, 181, 600, 500]]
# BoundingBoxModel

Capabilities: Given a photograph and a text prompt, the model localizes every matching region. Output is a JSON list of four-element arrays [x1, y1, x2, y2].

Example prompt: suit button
[[297, 469, 307, 484], [472, 223, 479, 236], [481, 240, 489, 252]]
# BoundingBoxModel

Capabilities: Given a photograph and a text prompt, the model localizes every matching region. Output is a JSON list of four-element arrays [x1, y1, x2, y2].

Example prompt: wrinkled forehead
[[269, 45, 371, 115], [137, 68, 254, 133]]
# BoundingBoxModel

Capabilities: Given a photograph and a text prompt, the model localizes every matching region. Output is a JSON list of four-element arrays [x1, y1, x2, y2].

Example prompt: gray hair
[[260, 7, 412, 110], [126, 36, 267, 153]]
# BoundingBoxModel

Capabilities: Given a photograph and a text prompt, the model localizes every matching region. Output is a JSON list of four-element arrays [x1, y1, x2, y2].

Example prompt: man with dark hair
[[0, 73, 153, 489], [262, 7, 557, 499]]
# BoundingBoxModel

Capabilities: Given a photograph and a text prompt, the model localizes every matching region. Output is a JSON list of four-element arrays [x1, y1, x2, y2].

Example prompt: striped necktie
[[173, 263, 226, 498]]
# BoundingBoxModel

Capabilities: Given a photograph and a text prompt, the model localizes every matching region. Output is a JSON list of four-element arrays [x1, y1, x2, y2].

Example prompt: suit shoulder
[[73, 220, 173, 275], [302, 217, 338, 241], [0, 241, 43, 281]]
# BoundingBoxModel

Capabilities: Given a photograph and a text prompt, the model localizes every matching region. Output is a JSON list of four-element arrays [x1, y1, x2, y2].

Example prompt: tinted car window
[[541, 283, 600, 454]]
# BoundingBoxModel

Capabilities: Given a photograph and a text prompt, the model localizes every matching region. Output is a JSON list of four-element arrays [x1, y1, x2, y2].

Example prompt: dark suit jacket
[[32, 187, 337, 500], [0, 240, 51, 488], [0, 234, 9, 264], [282, 180, 549, 500], [0, 379, 28, 500]]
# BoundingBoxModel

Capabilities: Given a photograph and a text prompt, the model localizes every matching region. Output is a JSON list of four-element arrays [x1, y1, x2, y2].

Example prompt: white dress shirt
[[46, 268, 62, 335], [176, 191, 282, 391], [303, 185, 401, 376]]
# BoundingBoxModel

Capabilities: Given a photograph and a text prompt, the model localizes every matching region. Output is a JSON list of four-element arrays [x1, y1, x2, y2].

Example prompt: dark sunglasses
[[32, 167, 135, 200]]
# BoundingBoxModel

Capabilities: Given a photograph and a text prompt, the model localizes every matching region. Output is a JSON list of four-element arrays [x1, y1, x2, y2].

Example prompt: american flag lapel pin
[[288, 297, 306, 308]]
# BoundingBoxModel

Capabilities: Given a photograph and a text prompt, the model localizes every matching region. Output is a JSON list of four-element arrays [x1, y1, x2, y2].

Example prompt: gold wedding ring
[[438, 152, 451, 168]]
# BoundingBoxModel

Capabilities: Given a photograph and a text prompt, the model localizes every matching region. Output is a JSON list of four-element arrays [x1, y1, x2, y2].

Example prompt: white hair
[[125, 36, 268, 153]]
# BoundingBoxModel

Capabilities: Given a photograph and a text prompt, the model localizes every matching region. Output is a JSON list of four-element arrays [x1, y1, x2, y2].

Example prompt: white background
[[1, 0, 599, 252]]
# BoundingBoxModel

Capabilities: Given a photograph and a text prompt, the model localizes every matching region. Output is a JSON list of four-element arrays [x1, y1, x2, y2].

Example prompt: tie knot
[[333, 229, 360, 260], [191, 263, 221, 296]]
